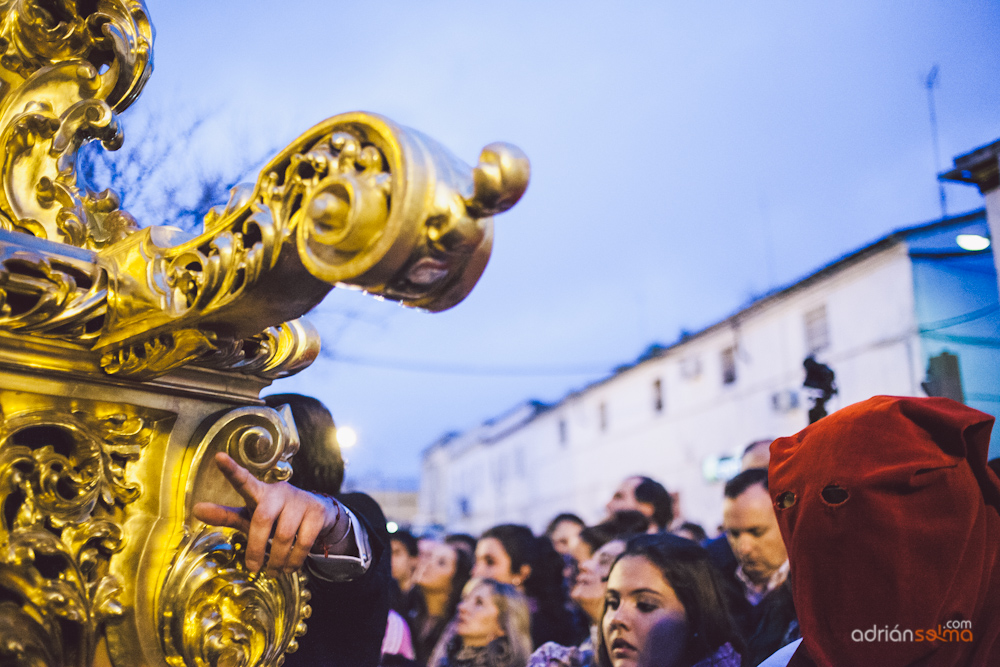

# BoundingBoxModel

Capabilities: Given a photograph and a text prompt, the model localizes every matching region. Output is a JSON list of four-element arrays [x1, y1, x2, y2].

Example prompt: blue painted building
[[906, 210, 999, 457]]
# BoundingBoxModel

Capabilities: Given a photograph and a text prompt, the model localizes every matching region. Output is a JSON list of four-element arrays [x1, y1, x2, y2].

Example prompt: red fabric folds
[[769, 396, 1000, 667]]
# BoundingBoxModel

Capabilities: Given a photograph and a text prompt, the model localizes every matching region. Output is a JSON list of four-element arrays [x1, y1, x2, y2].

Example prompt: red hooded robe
[[769, 396, 1000, 667]]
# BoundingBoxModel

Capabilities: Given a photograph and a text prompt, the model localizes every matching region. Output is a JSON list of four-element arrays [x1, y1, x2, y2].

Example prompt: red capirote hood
[[769, 395, 1000, 667]]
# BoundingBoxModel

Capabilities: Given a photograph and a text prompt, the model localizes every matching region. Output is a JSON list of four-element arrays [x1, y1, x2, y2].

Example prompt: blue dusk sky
[[121, 1, 999, 481]]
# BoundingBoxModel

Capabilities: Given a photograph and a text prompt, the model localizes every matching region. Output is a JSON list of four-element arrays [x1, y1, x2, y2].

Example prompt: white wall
[[419, 243, 922, 535]]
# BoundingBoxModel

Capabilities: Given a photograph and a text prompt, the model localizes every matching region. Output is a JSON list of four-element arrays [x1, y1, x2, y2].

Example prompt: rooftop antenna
[[925, 65, 947, 219]]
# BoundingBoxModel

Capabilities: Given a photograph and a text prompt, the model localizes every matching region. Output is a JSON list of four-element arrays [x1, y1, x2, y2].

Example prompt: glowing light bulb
[[956, 234, 991, 251], [386, 521, 399, 534]]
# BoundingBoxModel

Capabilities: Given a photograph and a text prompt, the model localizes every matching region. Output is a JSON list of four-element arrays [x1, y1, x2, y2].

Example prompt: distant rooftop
[[940, 138, 1000, 193]]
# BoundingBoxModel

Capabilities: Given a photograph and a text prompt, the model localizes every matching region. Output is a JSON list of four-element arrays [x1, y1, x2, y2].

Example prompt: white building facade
[[419, 211, 999, 535]]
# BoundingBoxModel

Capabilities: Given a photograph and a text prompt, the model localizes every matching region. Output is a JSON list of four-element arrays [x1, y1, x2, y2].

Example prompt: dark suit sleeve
[[282, 492, 391, 667]]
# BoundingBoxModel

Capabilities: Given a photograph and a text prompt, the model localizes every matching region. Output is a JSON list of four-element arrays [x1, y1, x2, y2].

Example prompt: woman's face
[[455, 583, 504, 647], [414, 542, 457, 593], [473, 537, 516, 584], [571, 539, 626, 623], [602, 556, 687, 667], [390, 539, 417, 584], [550, 520, 583, 556]]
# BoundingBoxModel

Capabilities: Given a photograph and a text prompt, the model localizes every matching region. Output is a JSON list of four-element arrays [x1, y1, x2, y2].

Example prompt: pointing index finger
[[213, 451, 263, 506]]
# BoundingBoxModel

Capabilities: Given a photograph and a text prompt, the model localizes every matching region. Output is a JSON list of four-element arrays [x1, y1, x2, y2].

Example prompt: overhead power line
[[322, 302, 1000, 376], [919, 302, 1000, 333], [322, 352, 613, 377]]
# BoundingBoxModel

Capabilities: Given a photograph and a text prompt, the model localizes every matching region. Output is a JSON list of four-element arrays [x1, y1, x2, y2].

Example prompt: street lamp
[[337, 426, 358, 449]]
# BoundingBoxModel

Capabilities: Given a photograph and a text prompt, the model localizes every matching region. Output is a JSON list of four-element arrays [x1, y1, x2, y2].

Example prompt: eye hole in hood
[[775, 491, 796, 509], [821, 485, 849, 505]]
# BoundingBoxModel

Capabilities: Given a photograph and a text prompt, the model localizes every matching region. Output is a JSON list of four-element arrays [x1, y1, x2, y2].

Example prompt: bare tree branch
[[78, 106, 275, 233]]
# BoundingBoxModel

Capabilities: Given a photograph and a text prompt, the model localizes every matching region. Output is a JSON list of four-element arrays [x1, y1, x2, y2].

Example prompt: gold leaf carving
[[0, 1, 529, 665], [197, 318, 321, 380], [0, 409, 154, 667], [96, 114, 529, 362], [159, 530, 309, 667], [100, 328, 218, 379], [159, 404, 307, 667], [0, 1, 150, 247], [0, 243, 107, 340], [193, 405, 300, 487], [0, 0, 152, 112]]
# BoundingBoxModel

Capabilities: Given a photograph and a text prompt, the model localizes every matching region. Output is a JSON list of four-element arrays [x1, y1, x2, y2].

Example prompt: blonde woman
[[428, 578, 533, 667]]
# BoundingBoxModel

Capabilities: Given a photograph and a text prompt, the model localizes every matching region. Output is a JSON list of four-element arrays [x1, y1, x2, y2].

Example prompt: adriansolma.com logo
[[851, 621, 973, 644]]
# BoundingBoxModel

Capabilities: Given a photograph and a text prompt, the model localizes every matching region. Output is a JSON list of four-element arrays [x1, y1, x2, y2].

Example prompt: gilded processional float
[[0, 2, 528, 665]]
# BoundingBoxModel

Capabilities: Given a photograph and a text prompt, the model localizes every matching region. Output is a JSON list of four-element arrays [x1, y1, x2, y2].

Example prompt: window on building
[[558, 419, 568, 445], [804, 305, 830, 354], [721, 347, 737, 385], [922, 351, 964, 403], [680, 356, 702, 380], [494, 457, 507, 489], [599, 402, 608, 431], [653, 378, 664, 413]]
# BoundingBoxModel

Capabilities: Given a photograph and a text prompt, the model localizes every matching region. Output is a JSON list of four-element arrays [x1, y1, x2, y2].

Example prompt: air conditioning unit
[[771, 389, 800, 413], [702, 455, 740, 482], [680, 356, 702, 380]]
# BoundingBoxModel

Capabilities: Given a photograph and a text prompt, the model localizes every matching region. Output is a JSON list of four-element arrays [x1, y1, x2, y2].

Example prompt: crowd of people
[[193, 393, 1000, 666]]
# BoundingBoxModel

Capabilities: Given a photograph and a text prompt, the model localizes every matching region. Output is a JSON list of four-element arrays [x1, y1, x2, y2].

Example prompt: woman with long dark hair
[[474, 524, 587, 648], [596, 534, 743, 667], [412, 540, 474, 665]]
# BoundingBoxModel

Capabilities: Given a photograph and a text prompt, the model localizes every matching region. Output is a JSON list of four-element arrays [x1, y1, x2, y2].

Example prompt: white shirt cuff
[[305, 505, 372, 582]]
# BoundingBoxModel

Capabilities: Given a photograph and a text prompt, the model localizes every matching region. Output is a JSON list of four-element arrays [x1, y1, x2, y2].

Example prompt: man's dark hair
[[724, 468, 769, 499], [675, 521, 708, 544], [545, 513, 584, 538], [390, 528, 418, 557], [264, 393, 344, 494], [634, 476, 674, 529], [742, 439, 773, 457], [579, 510, 650, 554]]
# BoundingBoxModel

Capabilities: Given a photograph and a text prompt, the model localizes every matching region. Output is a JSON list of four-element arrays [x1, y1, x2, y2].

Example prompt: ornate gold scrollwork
[[159, 530, 310, 667], [0, 0, 152, 248], [99, 328, 218, 380], [196, 318, 321, 380], [0, 408, 155, 667], [0, 2, 530, 382], [96, 113, 530, 356], [0, 240, 108, 340], [0, 1, 529, 664], [159, 404, 305, 667]]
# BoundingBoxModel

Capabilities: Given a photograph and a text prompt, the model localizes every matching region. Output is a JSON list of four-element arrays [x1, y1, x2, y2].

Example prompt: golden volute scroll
[[0, 1, 530, 666]]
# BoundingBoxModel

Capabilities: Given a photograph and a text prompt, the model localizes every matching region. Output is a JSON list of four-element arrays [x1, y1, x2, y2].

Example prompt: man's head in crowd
[[264, 393, 344, 494], [672, 521, 707, 544], [545, 513, 585, 556], [390, 528, 419, 592], [740, 439, 773, 471], [605, 475, 674, 532], [721, 468, 787, 586]]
